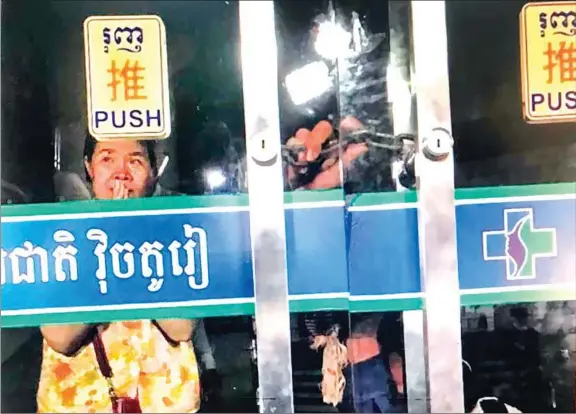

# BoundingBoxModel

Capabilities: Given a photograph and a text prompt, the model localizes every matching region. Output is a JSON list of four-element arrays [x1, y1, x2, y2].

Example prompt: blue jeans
[[343, 355, 405, 413]]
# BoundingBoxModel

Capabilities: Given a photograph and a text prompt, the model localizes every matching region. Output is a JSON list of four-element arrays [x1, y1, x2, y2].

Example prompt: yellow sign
[[519, 2, 576, 124], [83, 15, 171, 140]]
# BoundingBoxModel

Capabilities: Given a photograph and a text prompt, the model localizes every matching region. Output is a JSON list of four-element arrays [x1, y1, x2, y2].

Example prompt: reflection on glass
[[200, 317, 258, 413], [276, 0, 414, 194], [290, 311, 350, 413], [277, 0, 413, 412], [285, 61, 333, 107], [334, 0, 415, 196], [461, 301, 575, 413], [446, 1, 576, 187], [287, 311, 407, 413], [342, 312, 406, 413], [0, 180, 31, 205], [1, 0, 55, 204], [1, 0, 245, 203]]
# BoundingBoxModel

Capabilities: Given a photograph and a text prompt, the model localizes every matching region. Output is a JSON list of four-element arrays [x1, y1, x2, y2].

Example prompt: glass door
[[446, 1, 575, 413], [5, 1, 572, 413], [269, 0, 462, 413], [1, 1, 261, 412]]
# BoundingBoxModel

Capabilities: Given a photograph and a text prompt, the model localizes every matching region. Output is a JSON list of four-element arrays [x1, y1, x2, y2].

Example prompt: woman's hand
[[112, 180, 129, 199], [286, 116, 368, 190]]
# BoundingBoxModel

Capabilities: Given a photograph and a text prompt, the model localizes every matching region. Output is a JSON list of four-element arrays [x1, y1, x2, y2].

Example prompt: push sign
[[83, 15, 171, 141], [519, 2, 576, 124]]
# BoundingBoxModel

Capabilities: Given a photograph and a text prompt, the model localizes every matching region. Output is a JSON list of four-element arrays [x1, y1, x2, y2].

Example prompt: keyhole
[[436, 138, 442, 149], [261, 139, 266, 149]]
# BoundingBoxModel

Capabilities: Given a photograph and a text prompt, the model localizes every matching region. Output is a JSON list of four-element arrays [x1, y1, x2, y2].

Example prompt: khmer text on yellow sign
[[84, 15, 171, 140], [519, 2, 576, 124]]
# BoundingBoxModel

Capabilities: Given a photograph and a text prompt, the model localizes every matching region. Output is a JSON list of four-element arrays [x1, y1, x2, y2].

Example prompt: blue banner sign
[[346, 186, 575, 310], [347, 198, 421, 296], [1, 209, 254, 311], [456, 192, 575, 296], [0, 193, 350, 325], [457, 195, 576, 289], [1, 184, 574, 327]]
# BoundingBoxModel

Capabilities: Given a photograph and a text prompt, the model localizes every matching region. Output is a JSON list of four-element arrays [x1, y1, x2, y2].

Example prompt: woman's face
[[85, 140, 153, 200]]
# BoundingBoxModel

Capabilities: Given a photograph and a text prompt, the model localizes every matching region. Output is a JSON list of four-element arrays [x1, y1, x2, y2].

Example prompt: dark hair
[[83, 134, 158, 182], [510, 306, 529, 323]]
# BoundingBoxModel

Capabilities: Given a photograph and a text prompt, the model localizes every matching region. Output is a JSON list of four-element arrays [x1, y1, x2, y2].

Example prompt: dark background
[[1, 0, 245, 202], [2, 0, 575, 205]]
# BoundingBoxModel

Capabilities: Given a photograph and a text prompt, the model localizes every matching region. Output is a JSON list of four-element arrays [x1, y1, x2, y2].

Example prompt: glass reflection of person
[[285, 116, 368, 190], [292, 117, 406, 413], [283, 29, 401, 408], [37, 137, 202, 413], [508, 307, 546, 412]]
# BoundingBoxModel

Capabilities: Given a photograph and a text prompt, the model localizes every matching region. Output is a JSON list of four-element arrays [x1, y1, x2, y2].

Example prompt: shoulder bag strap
[[92, 331, 119, 408]]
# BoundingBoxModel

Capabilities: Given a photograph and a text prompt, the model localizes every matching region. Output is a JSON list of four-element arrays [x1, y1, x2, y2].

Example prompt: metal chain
[[281, 128, 412, 168], [282, 128, 416, 189]]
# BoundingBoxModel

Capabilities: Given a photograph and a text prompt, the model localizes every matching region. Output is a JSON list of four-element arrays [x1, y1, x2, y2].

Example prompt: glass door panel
[[445, 0, 576, 412], [1, 1, 259, 412], [460, 301, 575, 413], [333, 0, 420, 413], [272, 1, 351, 411], [272, 0, 435, 412]]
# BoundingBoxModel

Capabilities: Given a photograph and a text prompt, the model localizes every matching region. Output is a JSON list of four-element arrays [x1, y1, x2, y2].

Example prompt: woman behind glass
[[37, 137, 201, 413]]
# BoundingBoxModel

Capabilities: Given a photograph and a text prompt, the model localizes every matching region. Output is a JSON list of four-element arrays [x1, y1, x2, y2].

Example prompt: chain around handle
[[282, 127, 417, 189]]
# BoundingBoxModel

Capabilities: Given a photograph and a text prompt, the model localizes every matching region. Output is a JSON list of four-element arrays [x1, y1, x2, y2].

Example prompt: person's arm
[[156, 319, 196, 342], [389, 352, 404, 394], [40, 324, 93, 356], [192, 319, 216, 371]]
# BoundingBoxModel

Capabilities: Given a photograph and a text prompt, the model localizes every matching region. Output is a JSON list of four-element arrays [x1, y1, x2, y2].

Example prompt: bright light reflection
[[315, 21, 351, 60], [205, 169, 226, 190], [285, 61, 332, 105]]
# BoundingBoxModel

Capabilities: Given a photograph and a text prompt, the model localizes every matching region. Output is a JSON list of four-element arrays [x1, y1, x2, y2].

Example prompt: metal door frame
[[239, 1, 464, 412], [239, 2, 294, 413], [407, 1, 464, 412]]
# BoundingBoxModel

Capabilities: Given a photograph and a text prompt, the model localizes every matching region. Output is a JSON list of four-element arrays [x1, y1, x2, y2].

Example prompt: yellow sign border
[[83, 15, 171, 141], [519, 2, 576, 125]]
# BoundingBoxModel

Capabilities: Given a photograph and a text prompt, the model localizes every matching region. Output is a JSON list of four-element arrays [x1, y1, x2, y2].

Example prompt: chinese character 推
[[106, 59, 147, 101], [543, 41, 576, 84]]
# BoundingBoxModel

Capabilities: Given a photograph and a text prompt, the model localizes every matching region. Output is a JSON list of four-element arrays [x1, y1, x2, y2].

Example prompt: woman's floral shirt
[[37, 320, 200, 413]]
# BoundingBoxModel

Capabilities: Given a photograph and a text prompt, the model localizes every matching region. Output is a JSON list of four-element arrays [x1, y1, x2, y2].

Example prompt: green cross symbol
[[483, 208, 557, 280]]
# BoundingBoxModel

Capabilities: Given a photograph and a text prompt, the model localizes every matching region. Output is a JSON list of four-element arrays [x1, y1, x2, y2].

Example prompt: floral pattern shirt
[[37, 320, 200, 413]]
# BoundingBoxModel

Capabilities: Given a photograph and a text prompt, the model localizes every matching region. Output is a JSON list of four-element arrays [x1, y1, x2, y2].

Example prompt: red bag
[[93, 331, 142, 413]]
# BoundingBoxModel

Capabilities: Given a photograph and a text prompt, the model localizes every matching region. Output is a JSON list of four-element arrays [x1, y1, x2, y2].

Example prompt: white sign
[[83, 15, 171, 141], [519, 2, 576, 124]]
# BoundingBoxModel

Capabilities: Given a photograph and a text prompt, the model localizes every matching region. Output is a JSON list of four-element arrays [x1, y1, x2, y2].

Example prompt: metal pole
[[388, 2, 428, 411], [238, 2, 294, 413], [411, 1, 464, 412]]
